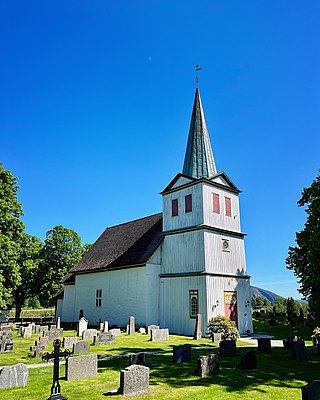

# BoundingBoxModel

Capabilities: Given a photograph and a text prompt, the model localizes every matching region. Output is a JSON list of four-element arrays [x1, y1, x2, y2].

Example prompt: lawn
[[0, 318, 318, 400]]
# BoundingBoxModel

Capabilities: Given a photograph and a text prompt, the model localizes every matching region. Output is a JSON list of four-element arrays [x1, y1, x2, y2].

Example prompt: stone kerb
[[150, 328, 169, 341], [119, 364, 150, 397], [0, 363, 28, 389], [66, 354, 98, 381]]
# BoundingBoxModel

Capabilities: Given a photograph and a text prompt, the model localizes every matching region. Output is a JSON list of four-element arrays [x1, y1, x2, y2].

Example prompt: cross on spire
[[195, 65, 202, 87]]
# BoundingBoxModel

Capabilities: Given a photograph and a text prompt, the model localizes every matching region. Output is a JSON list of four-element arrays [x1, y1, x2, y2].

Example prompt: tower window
[[225, 197, 231, 217], [172, 199, 178, 217], [96, 289, 102, 307], [185, 194, 192, 213], [213, 193, 220, 213], [189, 290, 198, 318]]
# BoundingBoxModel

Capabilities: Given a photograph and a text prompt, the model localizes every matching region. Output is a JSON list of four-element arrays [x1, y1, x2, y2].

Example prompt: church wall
[[202, 183, 241, 232], [204, 231, 247, 275], [145, 263, 161, 326], [73, 267, 147, 326], [161, 231, 205, 274], [160, 276, 207, 336], [56, 298, 63, 320], [162, 182, 203, 232], [61, 284, 77, 322], [206, 275, 253, 335], [171, 176, 193, 189]]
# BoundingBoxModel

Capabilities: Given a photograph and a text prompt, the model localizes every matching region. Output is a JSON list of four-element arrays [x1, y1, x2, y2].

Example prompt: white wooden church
[[56, 88, 253, 336]]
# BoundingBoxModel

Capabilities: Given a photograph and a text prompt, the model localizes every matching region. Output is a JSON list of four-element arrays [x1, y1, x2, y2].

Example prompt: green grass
[[1, 320, 319, 399]]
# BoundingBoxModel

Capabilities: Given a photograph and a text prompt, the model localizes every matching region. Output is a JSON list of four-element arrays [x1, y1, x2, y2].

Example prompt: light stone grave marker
[[109, 328, 121, 337], [77, 317, 88, 337], [193, 313, 202, 340], [103, 321, 108, 332], [82, 329, 97, 341], [63, 336, 78, 349], [94, 332, 114, 345], [66, 354, 98, 381], [196, 354, 219, 377], [128, 316, 135, 335], [0, 363, 28, 389], [73, 341, 90, 354], [150, 328, 169, 341], [119, 364, 149, 397], [147, 325, 159, 335]]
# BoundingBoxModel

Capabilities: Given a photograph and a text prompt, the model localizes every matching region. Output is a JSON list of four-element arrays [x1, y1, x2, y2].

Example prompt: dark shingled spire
[[182, 88, 217, 178]]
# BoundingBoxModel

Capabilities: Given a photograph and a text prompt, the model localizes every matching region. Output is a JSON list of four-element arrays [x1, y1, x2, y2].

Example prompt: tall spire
[[182, 88, 217, 178]]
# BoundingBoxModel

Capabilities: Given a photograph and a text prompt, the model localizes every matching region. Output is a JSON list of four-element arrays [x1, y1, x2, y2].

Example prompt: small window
[[185, 194, 192, 213], [189, 290, 198, 318], [222, 239, 230, 252], [172, 199, 178, 217], [96, 289, 102, 307], [225, 197, 231, 217], [213, 193, 220, 213]]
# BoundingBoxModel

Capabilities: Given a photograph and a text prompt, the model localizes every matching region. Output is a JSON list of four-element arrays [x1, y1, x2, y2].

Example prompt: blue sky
[[1, 1, 319, 299]]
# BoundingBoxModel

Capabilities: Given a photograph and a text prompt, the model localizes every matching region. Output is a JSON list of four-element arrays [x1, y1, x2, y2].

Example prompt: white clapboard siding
[[204, 232, 247, 275], [160, 276, 207, 336], [206, 276, 253, 335], [61, 285, 76, 322], [161, 231, 205, 274], [171, 175, 193, 189], [145, 263, 161, 325]]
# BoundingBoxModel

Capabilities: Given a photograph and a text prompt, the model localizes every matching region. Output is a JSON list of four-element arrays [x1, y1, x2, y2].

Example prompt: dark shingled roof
[[62, 213, 163, 281]]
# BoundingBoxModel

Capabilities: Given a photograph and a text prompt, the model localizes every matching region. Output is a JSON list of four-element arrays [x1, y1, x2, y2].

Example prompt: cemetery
[[0, 315, 320, 399]]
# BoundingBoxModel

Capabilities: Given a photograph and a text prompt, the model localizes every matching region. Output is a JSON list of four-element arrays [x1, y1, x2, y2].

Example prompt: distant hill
[[250, 286, 281, 303]]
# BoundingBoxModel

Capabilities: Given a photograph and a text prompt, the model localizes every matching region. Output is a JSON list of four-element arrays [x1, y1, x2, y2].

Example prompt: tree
[[273, 297, 287, 314], [13, 233, 43, 319], [286, 170, 320, 323], [37, 225, 85, 307], [0, 163, 25, 308], [286, 297, 301, 317]]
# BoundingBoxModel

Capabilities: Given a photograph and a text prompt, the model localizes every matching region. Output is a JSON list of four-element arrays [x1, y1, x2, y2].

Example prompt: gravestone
[[129, 316, 135, 335], [269, 318, 277, 326], [291, 341, 307, 361], [0, 330, 13, 340], [99, 322, 104, 331], [119, 365, 149, 397], [103, 321, 108, 332], [109, 328, 121, 337], [77, 317, 88, 337], [39, 325, 49, 335], [39, 336, 49, 350], [23, 326, 32, 339], [63, 336, 78, 349], [129, 352, 145, 366], [18, 325, 24, 336], [0, 364, 28, 389], [212, 333, 222, 343], [193, 313, 202, 340], [73, 341, 90, 354], [66, 354, 98, 381], [33, 325, 41, 334], [312, 335, 320, 346], [236, 350, 257, 370], [94, 332, 115, 345], [301, 380, 320, 400], [283, 335, 302, 350], [30, 340, 46, 358], [48, 328, 63, 341], [82, 329, 97, 340], [196, 354, 219, 377], [317, 344, 320, 356], [173, 344, 192, 363], [219, 340, 237, 357], [150, 328, 169, 341], [56, 317, 61, 329], [0, 339, 13, 353], [258, 338, 272, 353], [50, 324, 57, 330], [139, 327, 146, 334], [147, 325, 159, 335]]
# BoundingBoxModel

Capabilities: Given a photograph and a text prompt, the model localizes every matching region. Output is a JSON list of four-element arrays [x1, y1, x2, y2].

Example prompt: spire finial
[[195, 65, 202, 87]]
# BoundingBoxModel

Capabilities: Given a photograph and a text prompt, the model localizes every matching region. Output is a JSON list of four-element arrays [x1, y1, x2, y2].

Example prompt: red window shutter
[[225, 197, 231, 216], [185, 194, 192, 213], [172, 199, 178, 217], [213, 193, 220, 213]]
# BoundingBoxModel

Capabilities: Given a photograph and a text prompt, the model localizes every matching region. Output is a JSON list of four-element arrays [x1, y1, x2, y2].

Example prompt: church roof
[[182, 88, 217, 179], [62, 213, 163, 280]]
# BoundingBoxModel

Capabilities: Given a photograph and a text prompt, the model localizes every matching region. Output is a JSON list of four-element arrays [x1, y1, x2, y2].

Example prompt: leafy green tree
[[13, 233, 43, 319], [286, 297, 301, 317], [273, 297, 287, 314], [286, 170, 320, 323], [0, 163, 25, 308], [37, 225, 85, 307]]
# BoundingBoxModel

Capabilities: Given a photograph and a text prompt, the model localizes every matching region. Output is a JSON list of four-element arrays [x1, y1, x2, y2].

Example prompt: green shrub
[[208, 315, 240, 341]]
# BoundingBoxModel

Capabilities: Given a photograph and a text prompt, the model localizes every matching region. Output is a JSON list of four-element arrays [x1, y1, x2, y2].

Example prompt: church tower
[[160, 88, 253, 336]]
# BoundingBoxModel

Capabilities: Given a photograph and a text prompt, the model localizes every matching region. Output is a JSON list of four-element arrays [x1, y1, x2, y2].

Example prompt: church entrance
[[224, 291, 238, 326]]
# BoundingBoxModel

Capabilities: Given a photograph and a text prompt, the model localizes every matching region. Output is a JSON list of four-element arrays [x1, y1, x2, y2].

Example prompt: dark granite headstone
[[219, 340, 237, 356], [258, 338, 272, 353], [73, 341, 90, 354], [66, 354, 98, 381], [119, 365, 149, 396], [129, 352, 145, 366], [196, 354, 219, 377], [0, 364, 28, 389], [291, 341, 307, 361], [283, 335, 302, 350], [173, 344, 192, 363], [236, 350, 257, 370], [301, 380, 320, 400]]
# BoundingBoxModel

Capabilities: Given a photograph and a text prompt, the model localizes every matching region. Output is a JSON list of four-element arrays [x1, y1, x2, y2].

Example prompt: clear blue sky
[[1, 1, 319, 299]]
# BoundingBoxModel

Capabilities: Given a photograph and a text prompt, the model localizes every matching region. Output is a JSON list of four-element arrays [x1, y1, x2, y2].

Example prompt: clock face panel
[[222, 239, 230, 251]]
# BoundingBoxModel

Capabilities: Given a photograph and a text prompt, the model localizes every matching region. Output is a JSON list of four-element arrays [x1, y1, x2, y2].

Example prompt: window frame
[[225, 196, 232, 217], [96, 289, 102, 307], [171, 198, 178, 217], [212, 193, 220, 214], [185, 194, 192, 213], [189, 290, 199, 318]]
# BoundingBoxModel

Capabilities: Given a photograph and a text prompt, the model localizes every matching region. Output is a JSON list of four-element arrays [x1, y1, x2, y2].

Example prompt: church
[[56, 88, 253, 336]]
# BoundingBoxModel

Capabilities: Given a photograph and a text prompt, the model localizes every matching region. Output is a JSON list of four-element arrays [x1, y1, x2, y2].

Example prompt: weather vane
[[195, 65, 202, 87]]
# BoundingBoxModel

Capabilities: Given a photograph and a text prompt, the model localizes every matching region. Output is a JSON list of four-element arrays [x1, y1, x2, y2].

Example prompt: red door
[[224, 292, 238, 326]]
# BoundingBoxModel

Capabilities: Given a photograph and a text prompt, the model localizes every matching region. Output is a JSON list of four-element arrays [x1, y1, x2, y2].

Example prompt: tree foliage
[[286, 170, 320, 323], [37, 225, 85, 307]]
